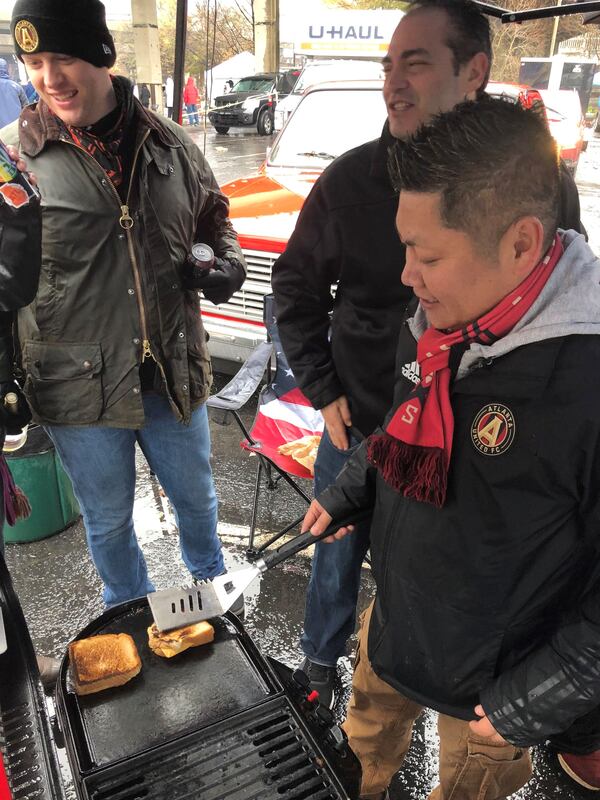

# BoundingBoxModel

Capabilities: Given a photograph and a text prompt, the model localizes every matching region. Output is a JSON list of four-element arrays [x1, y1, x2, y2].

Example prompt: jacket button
[[172, 283, 178, 290], [101, 178, 107, 186], [133, 337, 140, 345], [83, 360, 92, 370], [167, 165, 174, 174], [182, 384, 188, 392], [178, 332, 184, 338], [133, 387, 140, 395], [128, 288, 135, 295]]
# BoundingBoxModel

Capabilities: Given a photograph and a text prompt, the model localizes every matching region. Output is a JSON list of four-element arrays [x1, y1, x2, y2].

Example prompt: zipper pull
[[119, 205, 134, 230], [142, 340, 153, 361]]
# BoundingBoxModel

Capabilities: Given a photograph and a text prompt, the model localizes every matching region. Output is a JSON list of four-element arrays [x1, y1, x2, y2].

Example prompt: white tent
[[204, 52, 255, 107]]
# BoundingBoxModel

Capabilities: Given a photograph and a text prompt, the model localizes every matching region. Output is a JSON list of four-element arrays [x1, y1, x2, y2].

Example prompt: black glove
[[183, 256, 245, 306], [0, 381, 31, 435]]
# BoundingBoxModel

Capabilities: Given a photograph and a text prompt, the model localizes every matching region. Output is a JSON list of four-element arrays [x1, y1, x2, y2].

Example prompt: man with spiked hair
[[303, 98, 600, 799], [272, 0, 583, 715]]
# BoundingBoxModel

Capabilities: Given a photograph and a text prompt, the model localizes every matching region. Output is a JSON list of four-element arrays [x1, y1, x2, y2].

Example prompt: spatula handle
[[261, 509, 373, 571]]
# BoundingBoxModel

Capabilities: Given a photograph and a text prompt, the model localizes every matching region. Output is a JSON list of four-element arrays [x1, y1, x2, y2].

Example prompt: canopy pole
[[173, 0, 188, 125]]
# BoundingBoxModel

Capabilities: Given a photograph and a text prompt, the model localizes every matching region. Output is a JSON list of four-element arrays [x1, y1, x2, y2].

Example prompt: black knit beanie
[[11, 0, 116, 68]]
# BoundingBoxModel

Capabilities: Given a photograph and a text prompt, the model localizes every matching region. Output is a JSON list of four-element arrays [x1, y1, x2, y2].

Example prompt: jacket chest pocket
[[23, 341, 104, 425]]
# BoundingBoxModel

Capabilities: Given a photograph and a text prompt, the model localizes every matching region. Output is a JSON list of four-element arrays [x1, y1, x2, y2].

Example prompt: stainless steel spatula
[[148, 511, 370, 631], [147, 579, 223, 632]]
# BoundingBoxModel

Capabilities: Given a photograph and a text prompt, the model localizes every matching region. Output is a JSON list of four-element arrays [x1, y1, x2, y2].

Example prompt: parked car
[[486, 81, 546, 116], [202, 80, 387, 365], [273, 59, 384, 132], [487, 82, 585, 175], [208, 70, 300, 136], [540, 89, 586, 175]]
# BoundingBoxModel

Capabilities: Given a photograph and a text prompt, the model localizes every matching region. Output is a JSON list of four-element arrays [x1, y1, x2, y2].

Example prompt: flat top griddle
[[58, 603, 280, 772]]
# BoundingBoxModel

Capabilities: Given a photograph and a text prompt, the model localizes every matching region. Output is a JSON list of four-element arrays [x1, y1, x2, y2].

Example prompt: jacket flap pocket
[[25, 342, 102, 380]]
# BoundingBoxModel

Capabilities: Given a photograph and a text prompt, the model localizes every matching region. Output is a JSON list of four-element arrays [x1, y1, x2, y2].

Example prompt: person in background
[[304, 97, 600, 800], [223, 79, 233, 94], [0, 58, 27, 128], [22, 80, 37, 103], [165, 75, 174, 119], [271, 0, 584, 711], [138, 82, 150, 109], [184, 76, 199, 125], [5, 0, 247, 611]]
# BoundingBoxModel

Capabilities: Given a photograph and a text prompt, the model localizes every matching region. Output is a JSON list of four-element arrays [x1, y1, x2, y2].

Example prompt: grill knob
[[291, 668, 310, 690]]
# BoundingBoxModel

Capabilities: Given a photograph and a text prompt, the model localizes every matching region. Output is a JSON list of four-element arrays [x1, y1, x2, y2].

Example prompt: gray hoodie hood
[[408, 230, 600, 380]]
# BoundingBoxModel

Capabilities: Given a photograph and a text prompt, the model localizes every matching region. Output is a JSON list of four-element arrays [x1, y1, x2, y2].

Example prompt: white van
[[273, 59, 384, 131]]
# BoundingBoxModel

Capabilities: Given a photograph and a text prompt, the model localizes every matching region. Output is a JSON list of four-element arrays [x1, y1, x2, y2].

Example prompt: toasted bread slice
[[147, 620, 215, 658], [69, 633, 141, 696]]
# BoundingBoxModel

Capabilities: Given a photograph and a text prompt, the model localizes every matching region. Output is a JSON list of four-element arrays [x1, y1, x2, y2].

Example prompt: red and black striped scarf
[[57, 108, 125, 189], [366, 235, 564, 508]]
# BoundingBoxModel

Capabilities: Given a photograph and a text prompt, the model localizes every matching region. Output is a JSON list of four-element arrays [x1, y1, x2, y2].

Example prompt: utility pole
[[549, 0, 564, 55], [131, 0, 164, 112], [254, 0, 279, 73]]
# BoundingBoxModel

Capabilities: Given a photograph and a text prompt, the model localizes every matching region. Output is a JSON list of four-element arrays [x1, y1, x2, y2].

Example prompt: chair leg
[[248, 458, 264, 553], [249, 512, 308, 558], [264, 458, 276, 490]]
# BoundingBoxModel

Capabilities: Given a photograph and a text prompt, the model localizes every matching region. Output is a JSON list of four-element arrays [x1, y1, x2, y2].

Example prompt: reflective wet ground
[[5, 128, 600, 799]]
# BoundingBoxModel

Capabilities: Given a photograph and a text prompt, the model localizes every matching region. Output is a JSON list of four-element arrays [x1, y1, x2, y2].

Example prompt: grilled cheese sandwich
[[147, 620, 215, 658], [69, 633, 142, 696]]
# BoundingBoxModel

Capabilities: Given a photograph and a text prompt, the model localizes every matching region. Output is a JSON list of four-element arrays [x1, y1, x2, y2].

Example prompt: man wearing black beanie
[[3, 0, 248, 611]]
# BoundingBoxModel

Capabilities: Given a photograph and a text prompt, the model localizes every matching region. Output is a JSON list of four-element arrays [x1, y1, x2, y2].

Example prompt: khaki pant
[[343, 602, 532, 799]]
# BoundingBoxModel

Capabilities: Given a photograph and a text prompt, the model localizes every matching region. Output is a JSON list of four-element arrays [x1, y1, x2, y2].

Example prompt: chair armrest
[[207, 340, 273, 412]]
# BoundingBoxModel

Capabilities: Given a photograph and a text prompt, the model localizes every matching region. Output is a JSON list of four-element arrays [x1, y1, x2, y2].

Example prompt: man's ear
[[505, 216, 546, 277], [464, 52, 489, 98]]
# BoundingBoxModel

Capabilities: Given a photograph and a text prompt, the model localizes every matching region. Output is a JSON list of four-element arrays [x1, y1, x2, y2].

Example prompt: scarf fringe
[[1, 456, 31, 526], [367, 433, 447, 508]]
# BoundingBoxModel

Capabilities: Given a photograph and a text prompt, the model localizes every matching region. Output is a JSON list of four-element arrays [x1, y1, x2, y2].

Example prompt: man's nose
[[401, 255, 423, 288], [385, 63, 410, 91], [43, 63, 63, 89]]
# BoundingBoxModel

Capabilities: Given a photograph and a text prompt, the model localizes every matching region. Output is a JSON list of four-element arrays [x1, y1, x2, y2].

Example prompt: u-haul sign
[[295, 10, 403, 58]]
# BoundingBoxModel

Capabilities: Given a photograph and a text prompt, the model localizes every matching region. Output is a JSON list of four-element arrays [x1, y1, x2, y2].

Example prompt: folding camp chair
[[207, 295, 323, 556]]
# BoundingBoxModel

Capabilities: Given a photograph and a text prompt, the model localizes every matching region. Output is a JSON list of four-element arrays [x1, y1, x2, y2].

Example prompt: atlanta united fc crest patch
[[14, 20, 39, 53], [471, 403, 516, 456]]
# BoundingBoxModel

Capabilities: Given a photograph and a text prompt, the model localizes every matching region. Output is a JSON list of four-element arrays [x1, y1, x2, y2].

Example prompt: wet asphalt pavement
[[4, 125, 600, 799]]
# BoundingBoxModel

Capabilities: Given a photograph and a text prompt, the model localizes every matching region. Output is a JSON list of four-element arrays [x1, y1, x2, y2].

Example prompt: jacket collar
[[370, 119, 396, 182], [17, 75, 180, 157]]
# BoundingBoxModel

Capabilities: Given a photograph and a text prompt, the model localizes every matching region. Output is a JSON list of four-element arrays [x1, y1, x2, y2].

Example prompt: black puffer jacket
[[0, 188, 41, 381], [319, 237, 600, 746], [272, 121, 583, 438]]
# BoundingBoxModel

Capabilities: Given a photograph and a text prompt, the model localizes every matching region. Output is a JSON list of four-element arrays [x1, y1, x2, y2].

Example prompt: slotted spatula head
[[147, 581, 224, 632]]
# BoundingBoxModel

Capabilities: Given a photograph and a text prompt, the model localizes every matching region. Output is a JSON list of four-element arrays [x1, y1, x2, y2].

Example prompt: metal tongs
[[148, 510, 370, 632]]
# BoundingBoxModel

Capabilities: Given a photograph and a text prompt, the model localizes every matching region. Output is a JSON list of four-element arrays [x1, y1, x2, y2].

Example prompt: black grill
[[56, 601, 360, 800]]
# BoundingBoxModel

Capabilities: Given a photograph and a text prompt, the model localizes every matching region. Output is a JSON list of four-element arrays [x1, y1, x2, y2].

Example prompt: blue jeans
[[301, 427, 371, 667], [186, 104, 199, 125], [46, 394, 224, 607]]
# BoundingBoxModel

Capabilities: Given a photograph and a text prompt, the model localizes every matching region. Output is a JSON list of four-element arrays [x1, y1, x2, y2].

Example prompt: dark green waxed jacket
[[1, 80, 244, 428]]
